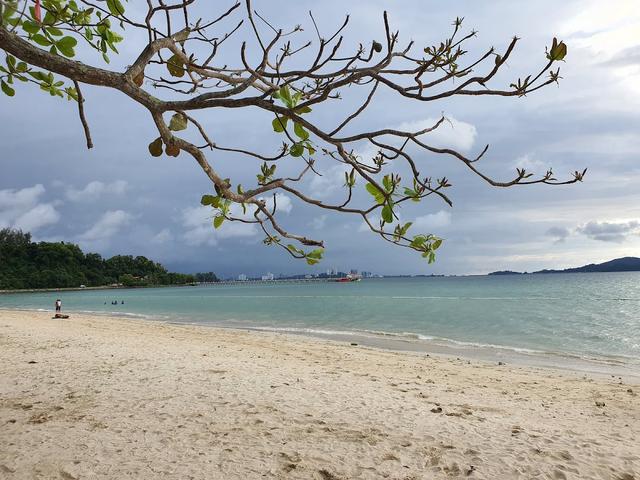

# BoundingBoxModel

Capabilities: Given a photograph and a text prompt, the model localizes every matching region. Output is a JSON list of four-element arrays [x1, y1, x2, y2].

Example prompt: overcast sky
[[1, 0, 639, 277]]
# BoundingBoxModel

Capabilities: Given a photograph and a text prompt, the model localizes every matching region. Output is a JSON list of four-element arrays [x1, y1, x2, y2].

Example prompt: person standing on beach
[[55, 299, 61, 313]]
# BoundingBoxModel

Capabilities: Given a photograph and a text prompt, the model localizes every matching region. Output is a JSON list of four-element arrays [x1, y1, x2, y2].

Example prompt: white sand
[[1, 310, 638, 479]]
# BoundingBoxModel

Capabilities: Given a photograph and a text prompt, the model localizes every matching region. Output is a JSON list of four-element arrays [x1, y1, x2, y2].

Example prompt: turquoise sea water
[[2, 273, 639, 368]]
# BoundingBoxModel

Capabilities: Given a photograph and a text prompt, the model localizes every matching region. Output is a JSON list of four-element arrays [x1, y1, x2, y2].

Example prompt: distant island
[[0, 228, 217, 290], [489, 257, 640, 275]]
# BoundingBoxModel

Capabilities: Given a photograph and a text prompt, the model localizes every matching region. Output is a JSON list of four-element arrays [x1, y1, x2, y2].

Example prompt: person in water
[[55, 299, 61, 312]]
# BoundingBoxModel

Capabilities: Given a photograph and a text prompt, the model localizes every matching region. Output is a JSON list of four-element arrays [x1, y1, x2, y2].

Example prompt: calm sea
[[2, 273, 639, 371]]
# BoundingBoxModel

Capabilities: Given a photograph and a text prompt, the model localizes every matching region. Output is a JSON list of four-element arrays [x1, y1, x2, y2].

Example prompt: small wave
[[238, 324, 639, 367]]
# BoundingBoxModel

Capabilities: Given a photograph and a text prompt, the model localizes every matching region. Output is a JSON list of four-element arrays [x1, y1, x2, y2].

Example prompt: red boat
[[332, 275, 361, 283]]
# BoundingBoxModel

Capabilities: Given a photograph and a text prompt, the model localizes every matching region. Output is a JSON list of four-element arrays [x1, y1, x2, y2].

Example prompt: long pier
[[197, 277, 342, 286]]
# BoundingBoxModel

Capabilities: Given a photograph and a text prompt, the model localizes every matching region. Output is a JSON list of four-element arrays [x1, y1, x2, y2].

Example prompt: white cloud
[[397, 116, 477, 152], [546, 226, 571, 244], [0, 184, 60, 233], [66, 180, 128, 202], [151, 228, 173, 244], [309, 164, 352, 199], [413, 210, 452, 231], [181, 205, 257, 247], [0, 184, 45, 210], [513, 154, 549, 172], [310, 214, 327, 230], [560, 0, 639, 58], [560, 0, 640, 96], [80, 210, 133, 241], [577, 219, 640, 243], [258, 193, 293, 214], [13, 204, 61, 232]]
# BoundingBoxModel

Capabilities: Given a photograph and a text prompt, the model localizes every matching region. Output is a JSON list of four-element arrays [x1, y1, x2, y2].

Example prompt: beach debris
[[466, 465, 476, 476], [28, 412, 51, 424], [350, 342, 358, 346], [627, 388, 634, 394], [27, 360, 37, 364], [615, 473, 635, 480], [595, 401, 606, 408], [318, 469, 342, 480], [1, 465, 16, 474], [430, 406, 443, 413], [497, 361, 505, 366]]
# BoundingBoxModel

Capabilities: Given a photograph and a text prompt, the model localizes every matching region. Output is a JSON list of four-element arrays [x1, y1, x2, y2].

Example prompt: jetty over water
[[196, 277, 339, 286]]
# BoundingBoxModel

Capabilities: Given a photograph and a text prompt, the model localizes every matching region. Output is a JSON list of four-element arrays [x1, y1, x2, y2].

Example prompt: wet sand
[[1, 310, 638, 479]]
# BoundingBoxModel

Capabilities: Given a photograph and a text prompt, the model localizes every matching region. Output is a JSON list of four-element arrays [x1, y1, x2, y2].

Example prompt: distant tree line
[[0, 228, 218, 290]]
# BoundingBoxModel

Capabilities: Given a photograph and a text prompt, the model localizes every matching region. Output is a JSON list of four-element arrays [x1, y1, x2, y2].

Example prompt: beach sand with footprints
[[1, 310, 639, 479]]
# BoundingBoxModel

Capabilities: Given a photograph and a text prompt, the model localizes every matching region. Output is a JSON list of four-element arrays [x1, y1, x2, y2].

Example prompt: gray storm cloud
[[1, 0, 639, 276]]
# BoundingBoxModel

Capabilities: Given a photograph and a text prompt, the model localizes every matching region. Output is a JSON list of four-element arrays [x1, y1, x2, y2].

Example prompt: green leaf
[[46, 27, 63, 37], [148, 137, 163, 157], [1, 80, 15, 97], [410, 235, 427, 248], [305, 143, 316, 155], [272, 116, 288, 133], [286, 244, 300, 254], [290, 143, 304, 157], [382, 175, 392, 192], [22, 21, 40, 35], [167, 54, 185, 77], [547, 37, 568, 61], [432, 239, 442, 250], [293, 122, 309, 141], [306, 248, 324, 260], [31, 34, 51, 46], [169, 112, 188, 131], [56, 36, 77, 58], [295, 105, 312, 114], [277, 85, 292, 107], [381, 204, 393, 224], [200, 194, 220, 207], [106, 0, 125, 16], [213, 216, 225, 229], [365, 183, 385, 204]]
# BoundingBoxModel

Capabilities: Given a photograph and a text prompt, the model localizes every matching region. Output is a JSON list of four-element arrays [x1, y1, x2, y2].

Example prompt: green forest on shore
[[0, 228, 217, 290]]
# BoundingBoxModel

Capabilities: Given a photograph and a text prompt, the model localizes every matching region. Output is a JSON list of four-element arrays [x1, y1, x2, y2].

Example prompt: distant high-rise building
[[350, 269, 358, 275], [261, 272, 274, 281], [238, 274, 247, 281]]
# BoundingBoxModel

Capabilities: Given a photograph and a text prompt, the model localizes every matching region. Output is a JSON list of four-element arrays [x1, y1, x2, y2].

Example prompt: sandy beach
[[1, 310, 638, 479]]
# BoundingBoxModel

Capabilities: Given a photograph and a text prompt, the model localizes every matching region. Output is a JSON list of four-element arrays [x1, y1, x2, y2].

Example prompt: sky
[[1, 0, 639, 277]]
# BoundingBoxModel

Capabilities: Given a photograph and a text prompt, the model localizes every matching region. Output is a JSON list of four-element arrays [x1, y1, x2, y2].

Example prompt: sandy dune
[[1, 310, 638, 479]]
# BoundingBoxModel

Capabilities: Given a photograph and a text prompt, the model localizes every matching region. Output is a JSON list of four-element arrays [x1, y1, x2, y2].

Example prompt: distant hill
[[488, 257, 640, 276]]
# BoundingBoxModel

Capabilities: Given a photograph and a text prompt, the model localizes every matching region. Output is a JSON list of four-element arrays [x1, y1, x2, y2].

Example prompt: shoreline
[[1, 309, 638, 479], [0, 283, 197, 295], [3, 306, 639, 381]]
